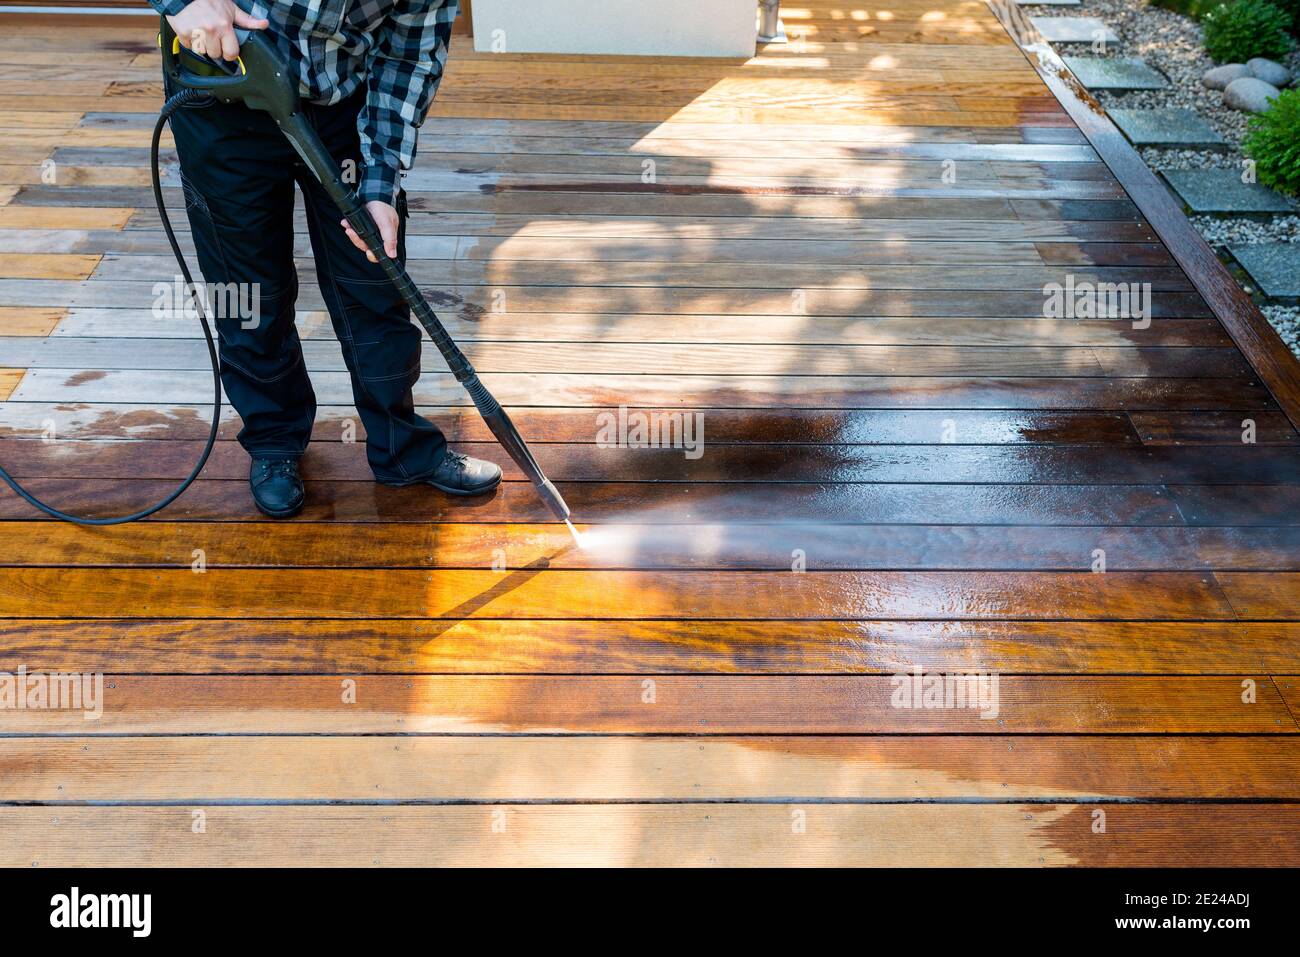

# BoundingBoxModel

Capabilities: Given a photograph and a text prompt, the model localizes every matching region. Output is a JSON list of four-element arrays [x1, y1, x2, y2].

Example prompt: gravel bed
[[1022, 0, 1300, 354], [1191, 214, 1300, 245], [1023, 1, 1300, 155], [1264, 306, 1300, 351]]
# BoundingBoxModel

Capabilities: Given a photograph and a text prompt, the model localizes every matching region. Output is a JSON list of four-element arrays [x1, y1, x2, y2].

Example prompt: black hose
[[0, 88, 223, 525]]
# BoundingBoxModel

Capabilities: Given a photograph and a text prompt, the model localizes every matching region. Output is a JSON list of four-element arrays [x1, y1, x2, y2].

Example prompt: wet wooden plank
[[1, 439, 1296, 486], [1170, 486, 1300, 526], [5, 521, 1300, 572], [0, 405, 1147, 444], [0, 569, 1237, 620], [1277, 677, 1300, 720], [1214, 573, 1300, 620], [0, 478, 1190, 525], [5, 619, 1299, 675], [1129, 411, 1300, 445], [0, 675, 1285, 734]]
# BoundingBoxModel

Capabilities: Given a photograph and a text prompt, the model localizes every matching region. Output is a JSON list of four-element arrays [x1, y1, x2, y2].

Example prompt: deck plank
[[4, 804, 1295, 867], [6, 619, 1300, 674], [1, 0, 1298, 868], [2, 736, 1296, 801], [0, 675, 1289, 734]]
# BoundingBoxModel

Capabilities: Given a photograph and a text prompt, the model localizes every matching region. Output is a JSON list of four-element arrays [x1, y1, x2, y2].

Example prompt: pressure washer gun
[[159, 21, 575, 533]]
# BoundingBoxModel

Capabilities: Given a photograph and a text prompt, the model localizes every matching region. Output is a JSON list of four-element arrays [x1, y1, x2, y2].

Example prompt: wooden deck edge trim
[[984, 0, 1300, 432]]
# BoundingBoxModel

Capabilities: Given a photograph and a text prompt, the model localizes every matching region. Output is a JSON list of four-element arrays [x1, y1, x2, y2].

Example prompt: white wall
[[471, 0, 758, 57]]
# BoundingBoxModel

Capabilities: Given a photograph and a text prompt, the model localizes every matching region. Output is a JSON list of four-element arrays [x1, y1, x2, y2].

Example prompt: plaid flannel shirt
[[149, 0, 459, 205]]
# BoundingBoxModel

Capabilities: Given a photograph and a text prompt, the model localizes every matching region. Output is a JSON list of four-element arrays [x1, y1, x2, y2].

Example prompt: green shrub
[[1244, 87, 1300, 195], [1202, 0, 1294, 62], [1147, 0, 1222, 19], [1275, 0, 1300, 36]]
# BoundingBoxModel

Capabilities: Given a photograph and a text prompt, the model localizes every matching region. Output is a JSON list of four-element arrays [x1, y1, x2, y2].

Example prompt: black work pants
[[165, 82, 446, 484]]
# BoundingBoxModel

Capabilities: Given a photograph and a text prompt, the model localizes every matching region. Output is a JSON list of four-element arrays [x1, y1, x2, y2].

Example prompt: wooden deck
[[1, 2, 1298, 866]]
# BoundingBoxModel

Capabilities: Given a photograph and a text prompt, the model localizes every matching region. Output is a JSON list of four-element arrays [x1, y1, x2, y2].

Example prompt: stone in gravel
[[1108, 108, 1226, 149], [1164, 169, 1294, 214], [1030, 17, 1119, 44], [1223, 76, 1282, 113], [1203, 63, 1251, 90], [1014, 0, 1080, 4], [1065, 56, 1168, 90], [1247, 58, 1293, 88], [1231, 244, 1300, 299]]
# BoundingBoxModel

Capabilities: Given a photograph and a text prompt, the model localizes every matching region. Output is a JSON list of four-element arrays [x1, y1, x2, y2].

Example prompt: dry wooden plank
[[28, 192, 1062, 230], [0, 569, 1238, 620], [42, 222, 1155, 267], [1, 735, 1294, 801], [3, 804, 1296, 867], [5, 619, 1299, 675], [47, 310, 1231, 348], [0, 369, 22, 401], [0, 219, 1166, 254], [377, 132, 1100, 162], [0, 163, 145, 188], [0, 305, 62, 335], [89, 256, 1191, 292], [11, 369, 1271, 410], [3, 337, 1206, 377], [0, 206, 131, 229], [0, 278, 1214, 317], [428, 73, 1054, 103], [0, 253, 99, 280], [92, 144, 1107, 183], [79, 161, 1119, 194], [425, 101, 1074, 128]]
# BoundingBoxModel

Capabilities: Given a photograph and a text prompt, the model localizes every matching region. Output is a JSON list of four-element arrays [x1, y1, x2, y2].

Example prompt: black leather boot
[[423, 449, 502, 495], [249, 457, 305, 518]]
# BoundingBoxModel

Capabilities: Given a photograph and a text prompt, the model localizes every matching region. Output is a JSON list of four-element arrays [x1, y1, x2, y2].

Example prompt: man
[[148, 0, 500, 517]]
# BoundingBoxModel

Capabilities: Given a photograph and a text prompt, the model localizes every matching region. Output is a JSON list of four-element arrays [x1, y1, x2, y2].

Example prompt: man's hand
[[167, 0, 268, 61], [341, 202, 400, 263]]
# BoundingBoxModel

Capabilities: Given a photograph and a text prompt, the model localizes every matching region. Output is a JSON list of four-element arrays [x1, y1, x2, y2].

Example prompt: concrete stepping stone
[[1163, 169, 1293, 214], [1108, 108, 1225, 149], [1064, 56, 1168, 91], [1230, 243, 1300, 299], [1031, 17, 1119, 44]]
